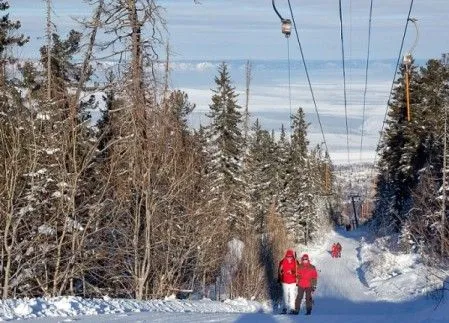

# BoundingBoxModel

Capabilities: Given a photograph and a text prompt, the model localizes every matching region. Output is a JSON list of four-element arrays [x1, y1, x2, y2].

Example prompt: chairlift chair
[[281, 19, 292, 38]]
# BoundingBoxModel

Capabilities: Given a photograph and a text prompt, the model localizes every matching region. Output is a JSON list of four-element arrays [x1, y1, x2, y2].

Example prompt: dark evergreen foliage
[[0, 1, 29, 57], [373, 58, 449, 256], [40, 30, 83, 97]]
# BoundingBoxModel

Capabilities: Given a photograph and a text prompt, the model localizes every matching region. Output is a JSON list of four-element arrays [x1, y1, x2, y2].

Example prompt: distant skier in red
[[336, 242, 342, 257], [277, 249, 299, 314], [295, 254, 318, 315], [331, 243, 338, 258]]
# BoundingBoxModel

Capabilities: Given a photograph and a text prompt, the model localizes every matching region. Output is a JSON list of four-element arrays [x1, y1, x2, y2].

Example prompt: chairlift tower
[[349, 193, 360, 229]]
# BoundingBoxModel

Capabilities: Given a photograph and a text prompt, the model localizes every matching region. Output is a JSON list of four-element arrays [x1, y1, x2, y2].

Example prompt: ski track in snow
[[6, 229, 449, 323]]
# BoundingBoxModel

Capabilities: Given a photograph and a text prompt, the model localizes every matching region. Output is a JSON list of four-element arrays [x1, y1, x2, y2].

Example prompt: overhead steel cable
[[338, 0, 350, 165], [272, 0, 293, 131], [287, 37, 293, 131], [373, 0, 415, 166], [349, 0, 353, 134], [364, 0, 415, 200], [286, 0, 329, 154], [272, 0, 284, 20], [360, 0, 374, 162]]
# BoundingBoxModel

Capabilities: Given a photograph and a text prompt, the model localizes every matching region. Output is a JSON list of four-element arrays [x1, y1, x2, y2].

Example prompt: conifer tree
[[246, 119, 277, 232], [400, 60, 449, 253], [306, 144, 330, 243], [285, 108, 311, 242], [275, 124, 291, 212], [205, 62, 248, 234], [39, 30, 82, 100], [291, 108, 309, 165], [374, 59, 449, 237], [0, 1, 29, 85], [375, 62, 420, 231]]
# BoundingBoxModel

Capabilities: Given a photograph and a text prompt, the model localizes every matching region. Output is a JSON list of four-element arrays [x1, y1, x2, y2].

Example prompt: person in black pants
[[295, 254, 318, 315]]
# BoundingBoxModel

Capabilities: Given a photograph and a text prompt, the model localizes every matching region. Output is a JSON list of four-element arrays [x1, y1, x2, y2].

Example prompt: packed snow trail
[[304, 228, 438, 318], [310, 229, 374, 303], [6, 229, 449, 322]]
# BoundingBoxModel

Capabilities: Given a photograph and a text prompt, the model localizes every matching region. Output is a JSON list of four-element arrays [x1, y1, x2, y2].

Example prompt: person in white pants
[[281, 281, 298, 313], [278, 249, 299, 314]]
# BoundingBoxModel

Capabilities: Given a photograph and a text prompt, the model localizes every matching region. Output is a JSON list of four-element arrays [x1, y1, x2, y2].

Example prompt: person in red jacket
[[277, 249, 299, 314], [336, 242, 342, 257], [331, 243, 337, 258], [295, 253, 318, 315]]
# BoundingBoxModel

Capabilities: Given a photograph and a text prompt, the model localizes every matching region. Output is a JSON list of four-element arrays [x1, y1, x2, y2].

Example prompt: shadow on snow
[[234, 295, 440, 322]]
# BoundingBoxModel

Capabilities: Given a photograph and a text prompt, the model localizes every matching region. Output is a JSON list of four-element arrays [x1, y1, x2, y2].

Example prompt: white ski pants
[[281, 283, 298, 311]]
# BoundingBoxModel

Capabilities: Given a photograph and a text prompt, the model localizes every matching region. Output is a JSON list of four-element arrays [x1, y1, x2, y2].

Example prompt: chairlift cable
[[286, 0, 329, 155], [373, 0, 415, 167], [360, 0, 374, 162], [287, 37, 292, 131], [349, 0, 353, 133], [339, 0, 350, 165], [273, 0, 293, 131], [272, 0, 285, 21], [366, 0, 415, 199]]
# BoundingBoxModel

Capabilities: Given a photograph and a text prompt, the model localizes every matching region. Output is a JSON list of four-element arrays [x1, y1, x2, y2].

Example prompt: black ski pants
[[295, 287, 313, 313]]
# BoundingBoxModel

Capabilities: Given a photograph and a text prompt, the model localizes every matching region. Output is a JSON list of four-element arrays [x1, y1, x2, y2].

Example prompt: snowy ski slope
[[2, 228, 448, 322]]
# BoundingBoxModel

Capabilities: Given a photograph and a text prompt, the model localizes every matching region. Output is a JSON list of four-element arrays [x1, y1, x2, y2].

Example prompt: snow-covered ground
[[1, 228, 448, 322]]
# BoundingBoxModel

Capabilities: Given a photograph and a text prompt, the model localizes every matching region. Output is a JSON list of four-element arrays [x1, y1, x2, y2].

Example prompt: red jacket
[[278, 250, 298, 284], [296, 263, 318, 288], [331, 244, 338, 256]]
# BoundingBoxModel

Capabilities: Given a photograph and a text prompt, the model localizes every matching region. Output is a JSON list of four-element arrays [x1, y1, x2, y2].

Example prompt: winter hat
[[285, 249, 295, 257], [301, 254, 309, 261]]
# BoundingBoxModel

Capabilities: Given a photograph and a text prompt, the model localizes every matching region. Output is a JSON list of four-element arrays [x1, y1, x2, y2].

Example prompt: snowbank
[[0, 296, 267, 321], [359, 234, 444, 302]]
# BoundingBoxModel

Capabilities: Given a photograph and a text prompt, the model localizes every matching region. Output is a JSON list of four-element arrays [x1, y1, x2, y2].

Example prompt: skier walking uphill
[[295, 254, 318, 315], [277, 249, 299, 314]]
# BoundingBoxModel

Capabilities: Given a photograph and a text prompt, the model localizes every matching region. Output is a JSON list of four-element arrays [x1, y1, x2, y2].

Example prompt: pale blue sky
[[7, 0, 449, 163], [9, 0, 449, 61]]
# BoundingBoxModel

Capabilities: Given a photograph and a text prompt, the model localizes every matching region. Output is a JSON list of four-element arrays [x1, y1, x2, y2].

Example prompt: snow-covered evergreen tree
[[375, 62, 420, 232], [306, 145, 331, 242], [205, 62, 249, 234], [275, 124, 291, 217], [245, 119, 277, 232], [375, 59, 449, 240], [279, 108, 311, 243]]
